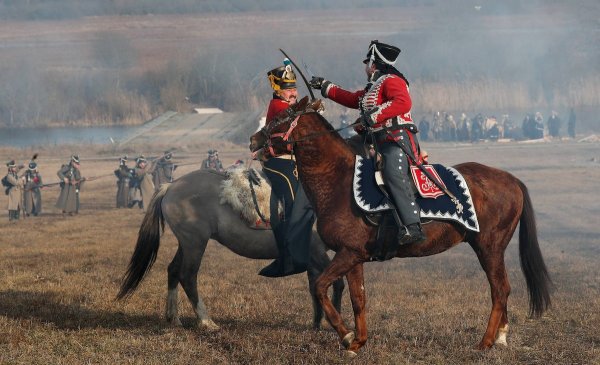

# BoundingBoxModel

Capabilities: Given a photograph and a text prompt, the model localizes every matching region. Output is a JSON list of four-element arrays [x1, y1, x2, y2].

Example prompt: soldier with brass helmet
[[3, 160, 24, 221], [23, 161, 43, 216], [56, 155, 84, 215], [258, 59, 316, 277], [310, 40, 426, 246]]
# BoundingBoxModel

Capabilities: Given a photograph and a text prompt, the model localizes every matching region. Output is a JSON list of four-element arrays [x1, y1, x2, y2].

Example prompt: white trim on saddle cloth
[[352, 156, 480, 232], [420, 166, 480, 232], [353, 156, 392, 212]]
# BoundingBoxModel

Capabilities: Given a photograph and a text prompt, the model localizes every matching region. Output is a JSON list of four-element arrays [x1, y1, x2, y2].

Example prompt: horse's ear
[[307, 99, 323, 112], [295, 96, 309, 111]]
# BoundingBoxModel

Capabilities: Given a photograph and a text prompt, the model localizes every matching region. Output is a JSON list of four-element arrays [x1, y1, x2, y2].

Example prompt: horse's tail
[[117, 184, 169, 300], [517, 180, 552, 318]]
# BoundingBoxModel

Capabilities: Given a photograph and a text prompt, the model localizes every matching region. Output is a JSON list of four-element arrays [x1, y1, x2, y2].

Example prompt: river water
[[0, 126, 138, 147]]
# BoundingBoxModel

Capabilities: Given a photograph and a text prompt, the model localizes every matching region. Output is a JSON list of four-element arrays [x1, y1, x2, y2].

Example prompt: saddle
[[351, 150, 480, 260], [220, 168, 273, 230]]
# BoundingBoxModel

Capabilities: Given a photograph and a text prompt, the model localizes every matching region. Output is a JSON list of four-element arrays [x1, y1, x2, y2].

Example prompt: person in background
[[56, 155, 84, 216], [152, 151, 177, 189], [201, 149, 224, 172], [568, 108, 576, 139], [3, 160, 24, 221], [547, 111, 561, 138], [114, 156, 132, 208], [23, 161, 43, 216], [131, 156, 155, 212]]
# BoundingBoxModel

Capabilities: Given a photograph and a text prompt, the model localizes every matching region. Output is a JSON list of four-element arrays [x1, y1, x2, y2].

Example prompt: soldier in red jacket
[[260, 59, 315, 277], [310, 40, 426, 246]]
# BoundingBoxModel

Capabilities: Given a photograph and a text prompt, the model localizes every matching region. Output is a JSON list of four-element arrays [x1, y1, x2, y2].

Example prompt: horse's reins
[[257, 111, 360, 156]]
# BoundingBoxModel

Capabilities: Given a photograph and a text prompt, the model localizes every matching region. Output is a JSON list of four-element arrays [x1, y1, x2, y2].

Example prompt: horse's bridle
[[254, 110, 360, 159], [254, 103, 319, 158]]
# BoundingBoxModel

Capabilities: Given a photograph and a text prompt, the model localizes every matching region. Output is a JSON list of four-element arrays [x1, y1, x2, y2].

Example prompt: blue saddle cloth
[[353, 156, 480, 232]]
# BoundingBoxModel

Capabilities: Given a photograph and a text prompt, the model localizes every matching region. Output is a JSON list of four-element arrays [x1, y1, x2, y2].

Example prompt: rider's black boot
[[398, 223, 426, 245]]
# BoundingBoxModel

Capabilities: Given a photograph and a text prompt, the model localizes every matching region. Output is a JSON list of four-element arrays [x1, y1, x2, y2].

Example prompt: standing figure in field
[[201, 150, 224, 172], [131, 156, 155, 212], [567, 108, 576, 138], [310, 39, 426, 246], [152, 151, 177, 189], [23, 161, 43, 216], [534, 112, 544, 139], [3, 160, 24, 221], [56, 155, 84, 215], [257, 59, 316, 277], [457, 112, 471, 141], [547, 111, 561, 138], [471, 113, 484, 142], [114, 156, 132, 208], [418, 116, 430, 141]]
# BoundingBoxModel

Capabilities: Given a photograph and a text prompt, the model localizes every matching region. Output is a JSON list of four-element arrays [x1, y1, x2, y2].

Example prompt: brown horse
[[250, 109, 551, 356]]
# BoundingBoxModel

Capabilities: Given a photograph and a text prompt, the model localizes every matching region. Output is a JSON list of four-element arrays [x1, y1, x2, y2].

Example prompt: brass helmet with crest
[[267, 58, 297, 91]]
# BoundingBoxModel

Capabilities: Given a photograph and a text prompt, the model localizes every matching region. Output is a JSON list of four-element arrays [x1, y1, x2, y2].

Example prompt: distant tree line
[[0, 0, 426, 20]]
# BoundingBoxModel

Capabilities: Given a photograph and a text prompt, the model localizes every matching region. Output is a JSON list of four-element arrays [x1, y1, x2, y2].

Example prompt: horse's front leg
[[315, 249, 361, 351], [345, 262, 367, 354]]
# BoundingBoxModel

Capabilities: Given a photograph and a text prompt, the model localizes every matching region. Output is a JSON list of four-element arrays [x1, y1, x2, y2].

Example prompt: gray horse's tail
[[117, 184, 169, 300]]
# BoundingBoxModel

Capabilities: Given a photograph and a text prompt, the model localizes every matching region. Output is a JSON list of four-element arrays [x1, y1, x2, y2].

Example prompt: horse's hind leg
[[471, 243, 511, 349], [171, 233, 219, 331], [166, 247, 183, 326]]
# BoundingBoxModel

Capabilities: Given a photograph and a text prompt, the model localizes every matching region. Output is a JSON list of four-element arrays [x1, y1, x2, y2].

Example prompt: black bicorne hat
[[29, 162, 37, 170], [164, 151, 172, 160], [7, 160, 16, 168], [363, 40, 401, 65], [267, 59, 297, 91], [71, 155, 80, 164]]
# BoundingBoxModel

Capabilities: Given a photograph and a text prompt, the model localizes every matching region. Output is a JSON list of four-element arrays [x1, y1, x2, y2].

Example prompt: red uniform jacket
[[323, 73, 414, 141], [266, 97, 291, 125]]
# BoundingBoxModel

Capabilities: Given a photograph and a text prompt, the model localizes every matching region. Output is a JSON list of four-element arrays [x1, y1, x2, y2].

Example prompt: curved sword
[[279, 49, 315, 101]]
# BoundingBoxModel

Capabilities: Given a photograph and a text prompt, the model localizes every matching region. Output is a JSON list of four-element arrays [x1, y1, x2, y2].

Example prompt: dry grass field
[[1, 140, 599, 364]]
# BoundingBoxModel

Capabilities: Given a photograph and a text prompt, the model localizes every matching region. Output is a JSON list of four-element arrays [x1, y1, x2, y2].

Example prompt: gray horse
[[117, 169, 344, 330]]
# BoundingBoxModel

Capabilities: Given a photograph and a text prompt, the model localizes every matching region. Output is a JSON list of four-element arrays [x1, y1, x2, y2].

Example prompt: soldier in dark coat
[[129, 156, 154, 212], [152, 151, 177, 190], [200, 150, 224, 172], [418, 116, 430, 141], [56, 155, 84, 215], [547, 111, 561, 138], [256, 59, 317, 277], [3, 160, 24, 221], [23, 162, 43, 216], [114, 156, 132, 208], [568, 108, 576, 138]]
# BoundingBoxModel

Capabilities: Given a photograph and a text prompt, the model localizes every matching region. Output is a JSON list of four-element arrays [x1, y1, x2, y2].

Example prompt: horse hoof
[[200, 319, 220, 332], [342, 332, 355, 349], [494, 337, 508, 347], [344, 350, 358, 359], [167, 317, 182, 327], [495, 324, 509, 346]]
